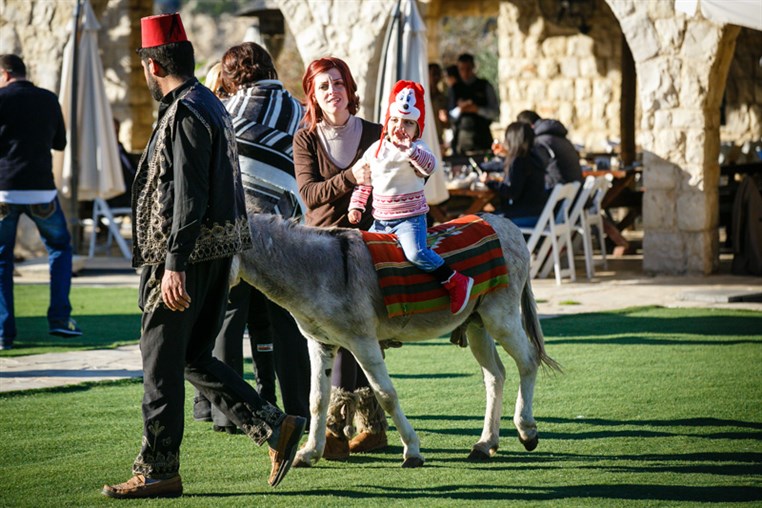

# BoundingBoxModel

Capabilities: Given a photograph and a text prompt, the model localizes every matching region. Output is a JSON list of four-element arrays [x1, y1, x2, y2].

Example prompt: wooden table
[[429, 187, 497, 223]]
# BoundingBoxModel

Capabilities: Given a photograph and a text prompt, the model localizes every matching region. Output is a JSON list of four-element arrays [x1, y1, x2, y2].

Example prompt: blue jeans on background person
[[0, 197, 74, 348], [509, 216, 540, 228], [371, 214, 444, 272]]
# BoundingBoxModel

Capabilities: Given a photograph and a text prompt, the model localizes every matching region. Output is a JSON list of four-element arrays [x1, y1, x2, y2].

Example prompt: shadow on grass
[[0, 368, 141, 378], [541, 307, 762, 339], [0, 377, 141, 398], [0, 314, 141, 356], [412, 414, 762, 442], [191, 484, 762, 502], [542, 416, 762, 430]]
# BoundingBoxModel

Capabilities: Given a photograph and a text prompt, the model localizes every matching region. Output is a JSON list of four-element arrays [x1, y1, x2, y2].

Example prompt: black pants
[[198, 281, 310, 428], [133, 259, 284, 479], [332, 348, 370, 391]]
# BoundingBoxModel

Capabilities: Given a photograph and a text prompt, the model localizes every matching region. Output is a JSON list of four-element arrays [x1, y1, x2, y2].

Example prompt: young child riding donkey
[[234, 80, 558, 470], [349, 80, 473, 314]]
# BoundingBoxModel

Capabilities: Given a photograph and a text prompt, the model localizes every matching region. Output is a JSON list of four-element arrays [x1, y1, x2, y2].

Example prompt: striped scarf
[[225, 80, 303, 176], [225, 80, 305, 218]]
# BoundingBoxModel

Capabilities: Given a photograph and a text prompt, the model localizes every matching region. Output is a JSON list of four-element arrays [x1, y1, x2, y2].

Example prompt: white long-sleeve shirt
[[349, 138, 436, 221]]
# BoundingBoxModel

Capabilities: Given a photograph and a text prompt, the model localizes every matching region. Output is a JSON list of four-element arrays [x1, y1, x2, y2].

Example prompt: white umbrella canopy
[[375, 0, 449, 206], [53, 0, 124, 202], [675, 0, 762, 31]]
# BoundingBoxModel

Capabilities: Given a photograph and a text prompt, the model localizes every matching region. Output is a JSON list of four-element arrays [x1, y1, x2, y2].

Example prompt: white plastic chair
[[578, 175, 610, 279], [536, 176, 611, 280], [88, 198, 132, 260], [519, 181, 581, 285]]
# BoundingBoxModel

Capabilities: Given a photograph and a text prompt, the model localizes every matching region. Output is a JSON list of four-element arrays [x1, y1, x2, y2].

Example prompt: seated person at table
[[348, 80, 473, 315], [517, 110, 583, 188], [481, 122, 547, 228]]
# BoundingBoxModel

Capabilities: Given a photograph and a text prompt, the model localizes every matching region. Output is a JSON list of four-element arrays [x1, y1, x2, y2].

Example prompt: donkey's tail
[[521, 277, 562, 372]]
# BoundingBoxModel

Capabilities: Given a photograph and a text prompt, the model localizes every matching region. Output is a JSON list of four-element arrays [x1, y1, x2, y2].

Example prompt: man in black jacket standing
[[448, 53, 499, 155], [0, 54, 82, 351], [102, 13, 305, 499]]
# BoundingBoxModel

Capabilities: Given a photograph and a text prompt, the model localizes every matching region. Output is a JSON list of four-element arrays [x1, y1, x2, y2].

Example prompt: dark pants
[[198, 281, 311, 428], [332, 348, 370, 390], [133, 259, 284, 479]]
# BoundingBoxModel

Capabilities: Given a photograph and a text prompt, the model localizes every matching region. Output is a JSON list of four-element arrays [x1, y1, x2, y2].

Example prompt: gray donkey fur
[[234, 213, 559, 468]]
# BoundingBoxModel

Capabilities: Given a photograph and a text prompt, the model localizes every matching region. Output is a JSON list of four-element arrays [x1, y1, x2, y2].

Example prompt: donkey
[[234, 212, 559, 468]]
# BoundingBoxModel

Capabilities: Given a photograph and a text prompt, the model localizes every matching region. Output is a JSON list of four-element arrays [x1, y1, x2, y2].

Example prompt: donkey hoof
[[293, 451, 313, 468], [292, 457, 311, 468], [520, 435, 538, 451], [401, 457, 425, 468], [467, 448, 491, 461]]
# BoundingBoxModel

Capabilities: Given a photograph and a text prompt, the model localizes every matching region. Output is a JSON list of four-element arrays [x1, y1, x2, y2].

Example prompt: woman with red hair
[[293, 57, 388, 460]]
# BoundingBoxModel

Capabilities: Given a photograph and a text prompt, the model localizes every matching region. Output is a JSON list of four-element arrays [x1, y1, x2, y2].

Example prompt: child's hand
[[348, 209, 362, 224], [390, 125, 412, 152]]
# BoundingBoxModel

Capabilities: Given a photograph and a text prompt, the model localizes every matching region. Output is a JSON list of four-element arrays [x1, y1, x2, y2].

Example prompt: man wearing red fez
[[102, 12, 306, 499]]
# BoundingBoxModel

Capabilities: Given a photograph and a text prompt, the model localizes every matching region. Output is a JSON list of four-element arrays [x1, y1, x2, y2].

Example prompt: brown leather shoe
[[322, 431, 350, 461], [268, 415, 307, 487], [101, 474, 182, 499], [349, 430, 388, 454]]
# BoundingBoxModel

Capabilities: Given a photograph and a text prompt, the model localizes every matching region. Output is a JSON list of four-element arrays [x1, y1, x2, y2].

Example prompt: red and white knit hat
[[376, 80, 426, 156]]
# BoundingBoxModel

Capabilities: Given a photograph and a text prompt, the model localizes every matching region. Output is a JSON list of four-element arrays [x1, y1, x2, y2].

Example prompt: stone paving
[[1, 255, 760, 393]]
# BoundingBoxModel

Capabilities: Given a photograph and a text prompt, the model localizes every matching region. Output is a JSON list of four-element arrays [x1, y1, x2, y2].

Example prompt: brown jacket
[[293, 118, 382, 229]]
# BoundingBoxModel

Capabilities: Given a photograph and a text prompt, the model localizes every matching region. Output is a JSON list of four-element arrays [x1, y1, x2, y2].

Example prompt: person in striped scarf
[[192, 42, 311, 435]]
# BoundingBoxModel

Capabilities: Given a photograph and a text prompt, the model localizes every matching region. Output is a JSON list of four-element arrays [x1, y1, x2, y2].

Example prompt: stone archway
[[607, 0, 740, 274]]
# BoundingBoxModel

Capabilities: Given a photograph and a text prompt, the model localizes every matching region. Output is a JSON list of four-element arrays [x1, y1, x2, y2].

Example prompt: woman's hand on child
[[351, 162, 371, 185], [348, 209, 362, 224]]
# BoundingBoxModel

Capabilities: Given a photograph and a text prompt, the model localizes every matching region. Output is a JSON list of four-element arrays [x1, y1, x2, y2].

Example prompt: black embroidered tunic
[[131, 78, 252, 270]]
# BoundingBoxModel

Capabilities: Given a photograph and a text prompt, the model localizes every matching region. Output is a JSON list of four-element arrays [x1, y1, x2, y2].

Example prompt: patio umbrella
[[54, 0, 124, 203], [375, 0, 449, 206], [675, 0, 762, 31]]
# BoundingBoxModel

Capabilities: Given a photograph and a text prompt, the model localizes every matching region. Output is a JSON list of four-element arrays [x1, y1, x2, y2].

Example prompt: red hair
[[301, 57, 360, 132]]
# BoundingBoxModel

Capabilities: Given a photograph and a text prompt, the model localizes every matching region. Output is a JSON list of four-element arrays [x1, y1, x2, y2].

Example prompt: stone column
[[610, 0, 738, 274]]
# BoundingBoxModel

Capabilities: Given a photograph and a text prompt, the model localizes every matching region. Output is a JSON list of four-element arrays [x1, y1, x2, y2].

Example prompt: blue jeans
[[0, 197, 73, 346], [510, 216, 540, 228], [371, 214, 444, 272]]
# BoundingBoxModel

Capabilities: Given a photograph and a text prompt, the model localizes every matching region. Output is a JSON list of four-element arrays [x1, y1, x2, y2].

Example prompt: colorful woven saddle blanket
[[361, 215, 509, 318]]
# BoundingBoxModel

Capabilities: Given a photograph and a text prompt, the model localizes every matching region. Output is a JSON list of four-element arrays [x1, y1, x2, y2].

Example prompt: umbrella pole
[[69, 0, 84, 254], [376, 0, 402, 122], [396, 0, 403, 81]]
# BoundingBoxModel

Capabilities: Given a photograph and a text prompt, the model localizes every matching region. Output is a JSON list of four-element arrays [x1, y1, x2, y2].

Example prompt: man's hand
[[161, 269, 191, 311], [348, 209, 362, 224], [457, 99, 477, 114]]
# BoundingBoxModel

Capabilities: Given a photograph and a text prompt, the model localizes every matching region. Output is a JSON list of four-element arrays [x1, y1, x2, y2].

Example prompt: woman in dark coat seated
[[482, 121, 547, 227]]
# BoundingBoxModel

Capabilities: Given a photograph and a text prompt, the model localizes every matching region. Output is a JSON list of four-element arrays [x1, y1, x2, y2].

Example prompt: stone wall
[[0, 0, 153, 151], [495, 0, 624, 151]]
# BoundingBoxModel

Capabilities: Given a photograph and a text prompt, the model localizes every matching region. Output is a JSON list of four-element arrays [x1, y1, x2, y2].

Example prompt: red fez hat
[[140, 13, 188, 49]]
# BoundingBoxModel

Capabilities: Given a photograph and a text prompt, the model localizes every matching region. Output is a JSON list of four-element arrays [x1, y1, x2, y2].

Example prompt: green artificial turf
[[1, 306, 760, 506], [1, 285, 141, 356]]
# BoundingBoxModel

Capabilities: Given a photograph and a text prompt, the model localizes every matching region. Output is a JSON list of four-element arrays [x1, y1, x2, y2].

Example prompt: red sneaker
[[442, 272, 474, 315]]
